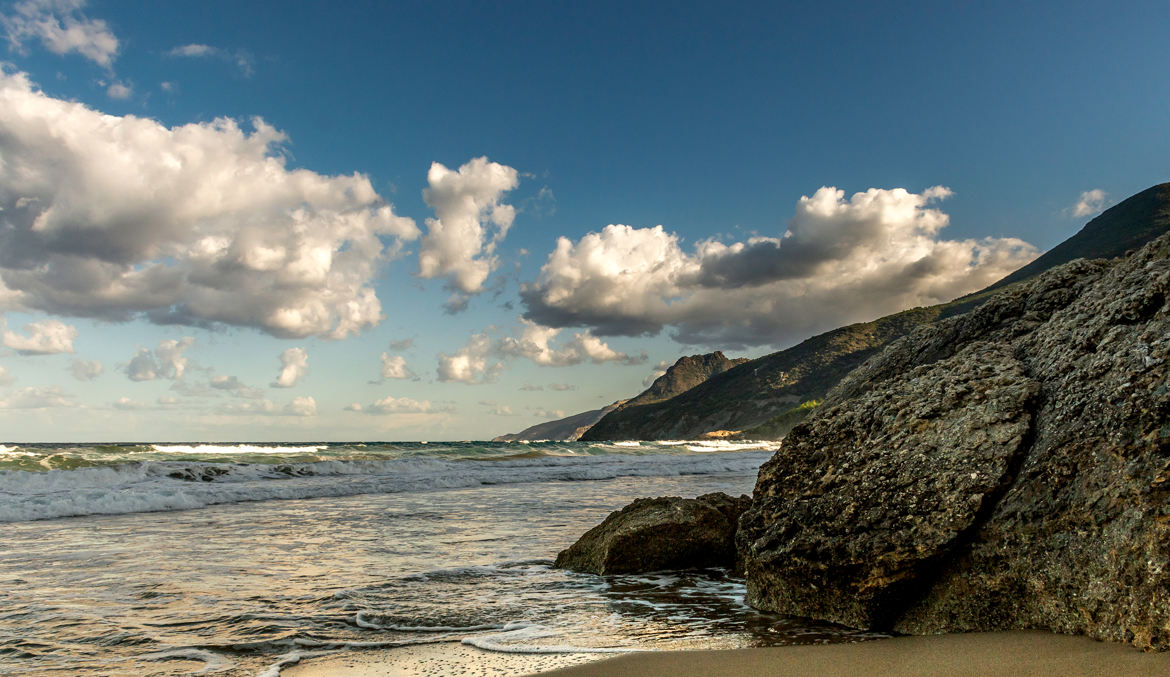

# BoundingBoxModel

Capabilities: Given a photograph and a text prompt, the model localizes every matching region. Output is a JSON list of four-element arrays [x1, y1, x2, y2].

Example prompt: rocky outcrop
[[554, 492, 751, 575], [581, 352, 748, 440], [738, 231, 1170, 650]]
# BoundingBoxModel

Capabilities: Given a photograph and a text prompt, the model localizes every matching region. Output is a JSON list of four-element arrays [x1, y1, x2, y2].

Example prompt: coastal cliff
[[738, 230, 1170, 650], [582, 183, 1170, 441]]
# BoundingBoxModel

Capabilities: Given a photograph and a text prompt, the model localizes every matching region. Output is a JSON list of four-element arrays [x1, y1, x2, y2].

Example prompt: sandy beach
[[285, 631, 1170, 677]]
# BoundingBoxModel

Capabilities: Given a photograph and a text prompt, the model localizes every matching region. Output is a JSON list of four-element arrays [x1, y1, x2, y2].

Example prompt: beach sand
[[284, 631, 1170, 677]]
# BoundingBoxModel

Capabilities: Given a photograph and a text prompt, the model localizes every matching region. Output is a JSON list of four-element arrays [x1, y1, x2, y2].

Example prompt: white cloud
[[216, 396, 315, 416], [272, 347, 307, 387], [522, 186, 1039, 347], [0, 365, 12, 385], [166, 43, 254, 76], [380, 353, 416, 380], [1072, 189, 1109, 218], [0, 71, 420, 339], [2, 318, 77, 354], [519, 382, 543, 391], [112, 396, 148, 410], [210, 374, 264, 399], [285, 395, 316, 417], [389, 338, 414, 351], [438, 322, 643, 384], [437, 333, 501, 384], [1, 0, 119, 67], [497, 320, 646, 367], [548, 383, 576, 391], [159, 81, 175, 93], [123, 337, 194, 381], [70, 358, 102, 380], [417, 157, 519, 296], [0, 384, 74, 408], [105, 81, 130, 99], [348, 395, 445, 414]]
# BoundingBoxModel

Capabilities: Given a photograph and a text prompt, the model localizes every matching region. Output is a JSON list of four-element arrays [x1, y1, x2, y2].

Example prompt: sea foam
[[0, 450, 772, 523]]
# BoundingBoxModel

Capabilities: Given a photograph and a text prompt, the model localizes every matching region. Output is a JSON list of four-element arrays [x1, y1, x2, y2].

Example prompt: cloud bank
[[522, 186, 1038, 347], [0, 71, 420, 339]]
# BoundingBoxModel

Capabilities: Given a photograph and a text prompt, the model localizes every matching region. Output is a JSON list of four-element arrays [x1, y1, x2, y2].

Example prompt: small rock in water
[[554, 492, 751, 575]]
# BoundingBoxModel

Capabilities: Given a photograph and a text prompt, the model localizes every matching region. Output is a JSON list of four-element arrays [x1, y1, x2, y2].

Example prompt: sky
[[0, 0, 1166, 441]]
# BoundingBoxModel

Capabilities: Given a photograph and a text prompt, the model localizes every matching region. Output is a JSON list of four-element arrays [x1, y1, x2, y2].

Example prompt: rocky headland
[[558, 226, 1170, 650]]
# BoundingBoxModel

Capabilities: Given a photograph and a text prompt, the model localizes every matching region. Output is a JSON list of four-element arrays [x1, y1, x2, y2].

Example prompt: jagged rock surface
[[738, 231, 1170, 650], [554, 492, 751, 575]]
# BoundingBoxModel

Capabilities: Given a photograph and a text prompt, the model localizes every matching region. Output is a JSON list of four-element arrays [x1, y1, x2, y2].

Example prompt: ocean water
[[0, 441, 880, 676]]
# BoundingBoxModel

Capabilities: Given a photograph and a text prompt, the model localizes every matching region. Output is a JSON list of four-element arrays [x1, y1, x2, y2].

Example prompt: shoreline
[[285, 631, 1170, 677]]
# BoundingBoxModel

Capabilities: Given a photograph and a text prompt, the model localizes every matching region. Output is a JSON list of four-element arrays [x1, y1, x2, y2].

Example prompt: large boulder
[[555, 492, 751, 575], [739, 341, 1039, 628], [738, 231, 1170, 650]]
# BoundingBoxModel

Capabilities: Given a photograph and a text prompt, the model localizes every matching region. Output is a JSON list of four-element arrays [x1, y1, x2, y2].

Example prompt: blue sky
[[0, 0, 1166, 441]]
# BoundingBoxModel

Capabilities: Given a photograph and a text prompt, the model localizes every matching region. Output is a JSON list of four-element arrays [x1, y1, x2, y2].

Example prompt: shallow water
[[0, 443, 881, 676]]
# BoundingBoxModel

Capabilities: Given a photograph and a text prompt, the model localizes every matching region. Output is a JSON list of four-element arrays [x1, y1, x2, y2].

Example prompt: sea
[[0, 441, 881, 676]]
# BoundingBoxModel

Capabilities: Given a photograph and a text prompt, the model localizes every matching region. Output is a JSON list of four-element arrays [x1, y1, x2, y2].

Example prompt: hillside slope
[[493, 351, 745, 441], [581, 182, 1170, 441]]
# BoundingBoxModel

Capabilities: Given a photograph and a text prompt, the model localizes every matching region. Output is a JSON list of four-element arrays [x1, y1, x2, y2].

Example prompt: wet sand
[[285, 632, 1170, 677]]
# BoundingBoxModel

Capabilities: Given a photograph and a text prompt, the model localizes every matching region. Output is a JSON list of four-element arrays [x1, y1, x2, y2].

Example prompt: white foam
[[0, 444, 16, 453], [462, 623, 638, 654], [139, 648, 234, 674], [612, 441, 641, 447], [0, 450, 773, 522], [151, 444, 328, 455]]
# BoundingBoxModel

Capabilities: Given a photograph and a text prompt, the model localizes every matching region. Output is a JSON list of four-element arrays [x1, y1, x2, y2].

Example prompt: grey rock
[[739, 231, 1170, 650], [739, 341, 1039, 628], [554, 492, 751, 575]]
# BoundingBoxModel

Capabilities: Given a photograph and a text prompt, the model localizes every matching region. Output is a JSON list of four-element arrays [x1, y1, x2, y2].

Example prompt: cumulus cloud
[[285, 395, 316, 416], [272, 347, 307, 387], [497, 320, 646, 367], [70, 358, 102, 380], [1072, 189, 1110, 218], [112, 396, 149, 410], [210, 374, 264, 399], [346, 396, 447, 414], [217, 396, 316, 416], [437, 333, 501, 384], [0, 71, 420, 338], [105, 81, 130, 99], [1, 0, 118, 67], [0, 384, 74, 408], [438, 322, 643, 384], [166, 43, 254, 76], [380, 353, 416, 380], [0, 365, 12, 385], [417, 157, 519, 296], [123, 337, 194, 381], [522, 186, 1039, 347], [2, 318, 77, 354]]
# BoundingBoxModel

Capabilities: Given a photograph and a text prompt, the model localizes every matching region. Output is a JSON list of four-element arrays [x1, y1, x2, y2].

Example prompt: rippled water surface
[[0, 442, 881, 676]]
